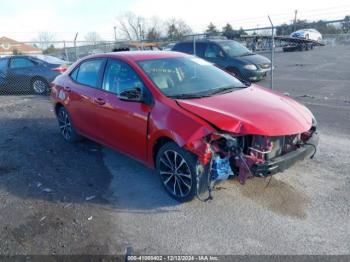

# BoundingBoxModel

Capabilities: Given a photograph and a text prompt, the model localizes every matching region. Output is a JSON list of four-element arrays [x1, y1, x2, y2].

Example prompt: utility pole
[[268, 16, 274, 90], [293, 10, 298, 32], [113, 26, 117, 42]]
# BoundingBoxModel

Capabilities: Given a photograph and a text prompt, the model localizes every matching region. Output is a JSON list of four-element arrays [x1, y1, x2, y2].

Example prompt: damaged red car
[[51, 51, 319, 202]]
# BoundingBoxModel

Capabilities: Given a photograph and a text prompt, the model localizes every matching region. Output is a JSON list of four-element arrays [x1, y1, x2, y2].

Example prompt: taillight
[[52, 66, 67, 74]]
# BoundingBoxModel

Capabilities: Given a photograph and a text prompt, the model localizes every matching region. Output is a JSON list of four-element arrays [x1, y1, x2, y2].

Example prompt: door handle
[[63, 86, 71, 92], [94, 98, 105, 105]]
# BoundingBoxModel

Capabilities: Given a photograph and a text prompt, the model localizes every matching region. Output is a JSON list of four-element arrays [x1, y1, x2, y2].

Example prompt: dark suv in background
[[172, 39, 272, 81]]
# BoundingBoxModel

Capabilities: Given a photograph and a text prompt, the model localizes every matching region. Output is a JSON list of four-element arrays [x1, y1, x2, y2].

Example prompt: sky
[[0, 0, 349, 42]]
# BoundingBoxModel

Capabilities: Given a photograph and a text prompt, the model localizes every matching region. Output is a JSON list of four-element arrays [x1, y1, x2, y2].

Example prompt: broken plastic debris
[[40, 216, 46, 222], [37, 182, 42, 188], [88, 216, 93, 221], [211, 156, 234, 181], [85, 195, 96, 201], [42, 188, 53, 193]]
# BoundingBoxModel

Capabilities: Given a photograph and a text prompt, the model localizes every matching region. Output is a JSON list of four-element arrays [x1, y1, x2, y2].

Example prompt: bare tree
[[116, 12, 147, 40], [166, 18, 192, 41], [34, 31, 56, 50], [84, 32, 103, 45]]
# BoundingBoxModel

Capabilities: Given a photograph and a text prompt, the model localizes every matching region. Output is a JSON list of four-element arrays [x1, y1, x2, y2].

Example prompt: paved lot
[[0, 45, 349, 255]]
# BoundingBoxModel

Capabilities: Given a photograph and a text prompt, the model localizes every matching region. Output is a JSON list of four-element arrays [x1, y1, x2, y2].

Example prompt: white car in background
[[290, 29, 322, 42]]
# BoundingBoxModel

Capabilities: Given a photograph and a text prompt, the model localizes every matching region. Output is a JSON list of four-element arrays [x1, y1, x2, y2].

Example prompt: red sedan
[[51, 51, 318, 202]]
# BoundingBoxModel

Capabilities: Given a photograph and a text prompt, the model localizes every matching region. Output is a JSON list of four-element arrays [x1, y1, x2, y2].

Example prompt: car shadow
[[0, 115, 179, 213], [101, 148, 180, 213], [0, 114, 309, 216]]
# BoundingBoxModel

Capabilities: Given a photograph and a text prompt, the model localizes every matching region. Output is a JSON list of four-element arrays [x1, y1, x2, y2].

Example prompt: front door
[[93, 58, 151, 162]]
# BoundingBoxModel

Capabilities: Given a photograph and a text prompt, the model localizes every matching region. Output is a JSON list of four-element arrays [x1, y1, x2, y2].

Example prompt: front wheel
[[156, 142, 197, 202]]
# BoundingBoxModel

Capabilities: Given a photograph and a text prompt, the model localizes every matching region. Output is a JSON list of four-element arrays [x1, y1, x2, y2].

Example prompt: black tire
[[31, 77, 49, 95], [156, 142, 197, 202], [56, 106, 81, 143]]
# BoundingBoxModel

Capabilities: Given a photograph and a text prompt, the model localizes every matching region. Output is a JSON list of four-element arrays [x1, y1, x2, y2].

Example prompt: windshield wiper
[[205, 86, 244, 96], [168, 93, 211, 99]]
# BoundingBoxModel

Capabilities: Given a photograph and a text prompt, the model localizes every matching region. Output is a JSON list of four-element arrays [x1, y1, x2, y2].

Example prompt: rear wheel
[[57, 106, 81, 142], [31, 77, 48, 94], [156, 142, 197, 202]]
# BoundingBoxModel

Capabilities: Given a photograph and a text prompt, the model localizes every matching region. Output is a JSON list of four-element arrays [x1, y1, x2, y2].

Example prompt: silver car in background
[[291, 29, 322, 42]]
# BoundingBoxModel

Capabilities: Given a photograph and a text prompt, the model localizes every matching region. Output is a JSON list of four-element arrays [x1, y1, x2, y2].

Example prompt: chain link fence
[[1, 27, 349, 95]]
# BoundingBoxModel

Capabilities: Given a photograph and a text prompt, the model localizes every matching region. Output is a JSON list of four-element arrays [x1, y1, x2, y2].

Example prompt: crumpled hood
[[177, 85, 313, 136]]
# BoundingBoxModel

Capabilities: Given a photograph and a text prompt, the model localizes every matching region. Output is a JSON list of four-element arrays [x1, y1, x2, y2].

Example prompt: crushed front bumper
[[250, 131, 319, 177]]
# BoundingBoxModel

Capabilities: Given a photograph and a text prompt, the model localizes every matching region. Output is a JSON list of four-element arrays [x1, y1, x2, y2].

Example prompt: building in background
[[0, 36, 42, 55]]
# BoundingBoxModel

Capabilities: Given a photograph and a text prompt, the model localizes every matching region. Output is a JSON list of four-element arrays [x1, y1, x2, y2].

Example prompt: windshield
[[137, 56, 245, 98], [218, 41, 252, 57]]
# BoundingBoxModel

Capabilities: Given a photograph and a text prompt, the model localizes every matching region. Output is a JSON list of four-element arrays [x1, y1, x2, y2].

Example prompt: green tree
[[222, 23, 236, 39], [43, 44, 56, 55], [205, 22, 219, 35], [342, 15, 350, 33]]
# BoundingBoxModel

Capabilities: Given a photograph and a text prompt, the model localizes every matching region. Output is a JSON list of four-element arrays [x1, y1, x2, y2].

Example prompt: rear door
[[93, 58, 151, 161], [64, 58, 107, 139], [8, 57, 36, 91]]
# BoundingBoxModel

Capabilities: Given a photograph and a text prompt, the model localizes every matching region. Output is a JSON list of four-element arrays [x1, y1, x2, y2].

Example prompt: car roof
[[84, 51, 188, 62], [175, 39, 232, 44]]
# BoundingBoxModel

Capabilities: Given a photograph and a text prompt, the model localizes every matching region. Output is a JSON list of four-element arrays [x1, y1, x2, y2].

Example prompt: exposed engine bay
[[184, 127, 318, 201]]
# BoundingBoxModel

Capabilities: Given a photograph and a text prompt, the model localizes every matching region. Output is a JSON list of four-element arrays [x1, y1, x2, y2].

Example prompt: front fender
[[146, 100, 216, 167]]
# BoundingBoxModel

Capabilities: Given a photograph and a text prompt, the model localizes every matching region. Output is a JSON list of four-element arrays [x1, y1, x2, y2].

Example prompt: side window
[[173, 43, 194, 54], [0, 58, 8, 73], [194, 43, 206, 57], [70, 67, 79, 81], [74, 59, 104, 88], [102, 60, 144, 95], [10, 58, 35, 69], [204, 44, 222, 58]]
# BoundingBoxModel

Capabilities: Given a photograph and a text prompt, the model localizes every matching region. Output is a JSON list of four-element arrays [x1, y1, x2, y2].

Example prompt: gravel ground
[[0, 45, 349, 255]]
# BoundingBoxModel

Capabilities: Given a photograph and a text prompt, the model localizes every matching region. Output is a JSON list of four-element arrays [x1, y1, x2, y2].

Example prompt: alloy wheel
[[159, 150, 192, 198], [57, 109, 72, 141]]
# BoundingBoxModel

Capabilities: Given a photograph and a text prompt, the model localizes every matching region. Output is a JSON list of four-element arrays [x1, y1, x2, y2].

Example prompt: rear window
[[173, 42, 206, 57], [172, 43, 194, 54], [71, 59, 105, 88], [32, 55, 67, 64], [10, 58, 35, 69]]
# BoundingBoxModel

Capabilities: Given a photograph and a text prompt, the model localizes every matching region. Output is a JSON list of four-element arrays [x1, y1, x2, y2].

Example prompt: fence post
[[193, 35, 196, 56], [74, 32, 78, 61], [268, 16, 274, 90]]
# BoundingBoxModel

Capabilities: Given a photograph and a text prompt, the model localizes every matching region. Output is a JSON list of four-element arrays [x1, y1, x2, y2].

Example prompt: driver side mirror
[[118, 87, 143, 102]]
